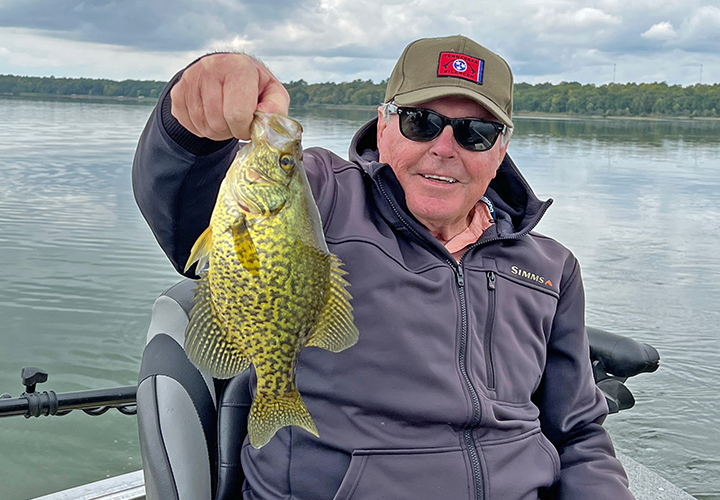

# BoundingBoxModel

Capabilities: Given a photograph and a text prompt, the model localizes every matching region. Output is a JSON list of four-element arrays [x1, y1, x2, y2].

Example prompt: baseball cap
[[384, 35, 514, 128]]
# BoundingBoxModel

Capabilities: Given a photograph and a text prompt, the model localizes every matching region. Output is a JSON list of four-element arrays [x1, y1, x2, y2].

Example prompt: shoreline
[[4, 94, 719, 122], [0, 93, 158, 105], [512, 111, 720, 123], [299, 104, 720, 122]]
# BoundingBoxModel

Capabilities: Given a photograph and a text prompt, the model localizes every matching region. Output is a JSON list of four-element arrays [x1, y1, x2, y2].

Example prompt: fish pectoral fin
[[248, 391, 318, 449], [184, 276, 251, 379], [184, 226, 213, 274], [231, 218, 261, 274], [306, 254, 358, 353]]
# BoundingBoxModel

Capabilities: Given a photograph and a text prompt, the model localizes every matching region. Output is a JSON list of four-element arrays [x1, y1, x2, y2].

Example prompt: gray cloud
[[0, 0, 304, 51], [1, 0, 718, 84]]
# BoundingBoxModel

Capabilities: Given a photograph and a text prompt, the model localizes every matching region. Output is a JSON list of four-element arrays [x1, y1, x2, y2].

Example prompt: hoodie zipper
[[485, 271, 497, 390], [454, 263, 484, 500], [374, 175, 552, 500]]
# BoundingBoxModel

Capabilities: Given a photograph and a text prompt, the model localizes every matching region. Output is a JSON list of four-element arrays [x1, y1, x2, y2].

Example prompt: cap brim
[[392, 87, 514, 128]]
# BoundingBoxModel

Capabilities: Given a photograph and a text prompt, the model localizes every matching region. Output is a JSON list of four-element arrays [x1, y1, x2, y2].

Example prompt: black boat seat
[[587, 326, 659, 378], [137, 279, 249, 500], [136, 279, 660, 500]]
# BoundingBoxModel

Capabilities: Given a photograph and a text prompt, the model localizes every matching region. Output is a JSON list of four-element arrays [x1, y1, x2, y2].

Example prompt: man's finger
[[256, 77, 290, 116], [200, 77, 233, 140], [184, 72, 215, 138], [223, 70, 260, 141], [170, 83, 203, 138]]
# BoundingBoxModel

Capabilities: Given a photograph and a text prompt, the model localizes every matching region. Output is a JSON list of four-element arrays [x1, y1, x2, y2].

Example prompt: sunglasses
[[385, 103, 506, 152]]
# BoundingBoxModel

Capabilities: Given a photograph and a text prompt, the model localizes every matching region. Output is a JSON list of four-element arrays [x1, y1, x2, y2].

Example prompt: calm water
[[0, 99, 718, 499]]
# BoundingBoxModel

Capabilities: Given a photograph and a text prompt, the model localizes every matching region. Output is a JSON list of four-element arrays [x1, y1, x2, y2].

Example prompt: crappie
[[183, 112, 358, 449]]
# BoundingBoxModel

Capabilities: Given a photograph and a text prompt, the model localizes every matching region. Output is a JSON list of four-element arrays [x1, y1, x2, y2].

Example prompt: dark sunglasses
[[385, 103, 506, 152]]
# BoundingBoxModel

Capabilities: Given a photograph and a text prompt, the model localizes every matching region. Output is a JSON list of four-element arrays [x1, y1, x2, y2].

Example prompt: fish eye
[[279, 154, 296, 171]]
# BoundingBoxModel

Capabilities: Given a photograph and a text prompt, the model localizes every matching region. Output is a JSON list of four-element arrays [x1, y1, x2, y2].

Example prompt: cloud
[[0, 27, 200, 80], [641, 22, 678, 40], [635, 6, 720, 52], [533, 6, 621, 31], [0, 0, 296, 51], [0, 0, 719, 85], [677, 5, 720, 51]]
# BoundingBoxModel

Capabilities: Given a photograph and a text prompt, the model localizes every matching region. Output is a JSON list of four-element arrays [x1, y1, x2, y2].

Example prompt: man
[[133, 35, 634, 499]]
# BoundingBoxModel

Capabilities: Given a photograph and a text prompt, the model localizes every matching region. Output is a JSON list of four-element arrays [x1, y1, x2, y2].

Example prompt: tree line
[[285, 79, 720, 118], [0, 74, 166, 98], [2, 74, 719, 117]]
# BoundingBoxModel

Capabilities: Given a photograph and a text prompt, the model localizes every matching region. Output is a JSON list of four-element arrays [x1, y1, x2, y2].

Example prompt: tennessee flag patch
[[437, 52, 484, 84]]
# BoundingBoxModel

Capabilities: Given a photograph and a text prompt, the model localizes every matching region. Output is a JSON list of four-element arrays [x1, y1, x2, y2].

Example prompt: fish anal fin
[[232, 218, 261, 274], [184, 276, 251, 378], [248, 391, 318, 449], [307, 254, 358, 353], [185, 226, 213, 274]]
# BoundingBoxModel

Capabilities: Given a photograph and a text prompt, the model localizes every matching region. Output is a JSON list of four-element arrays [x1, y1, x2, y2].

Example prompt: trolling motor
[[0, 367, 136, 418]]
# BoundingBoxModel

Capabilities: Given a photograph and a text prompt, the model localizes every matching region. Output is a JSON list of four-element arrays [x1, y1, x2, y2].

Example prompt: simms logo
[[510, 266, 553, 287]]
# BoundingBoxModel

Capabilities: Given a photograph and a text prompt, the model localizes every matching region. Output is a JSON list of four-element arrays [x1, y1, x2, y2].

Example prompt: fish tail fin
[[248, 391, 319, 449], [184, 226, 213, 274]]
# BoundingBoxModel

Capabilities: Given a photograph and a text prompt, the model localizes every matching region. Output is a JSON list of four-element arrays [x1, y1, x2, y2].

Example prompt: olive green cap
[[385, 35, 514, 127]]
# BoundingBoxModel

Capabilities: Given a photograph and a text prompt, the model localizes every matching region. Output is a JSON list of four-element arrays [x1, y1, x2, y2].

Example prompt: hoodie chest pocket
[[469, 271, 559, 402]]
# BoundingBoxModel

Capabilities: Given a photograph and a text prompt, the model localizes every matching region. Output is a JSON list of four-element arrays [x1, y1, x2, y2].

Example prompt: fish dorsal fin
[[184, 226, 213, 274], [306, 254, 358, 352], [184, 276, 251, 379]]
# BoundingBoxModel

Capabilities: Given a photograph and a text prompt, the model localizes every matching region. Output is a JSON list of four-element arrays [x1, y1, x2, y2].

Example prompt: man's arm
[[534, 257, 634, 499], [131, 53, 290, 276]]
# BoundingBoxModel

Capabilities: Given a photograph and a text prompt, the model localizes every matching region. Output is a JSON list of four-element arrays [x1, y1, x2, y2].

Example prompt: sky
[[1, 0, 719, 86]]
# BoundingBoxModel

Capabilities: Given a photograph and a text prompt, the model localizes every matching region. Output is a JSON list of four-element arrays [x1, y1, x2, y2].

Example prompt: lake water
[[0, 98, 718, 499]]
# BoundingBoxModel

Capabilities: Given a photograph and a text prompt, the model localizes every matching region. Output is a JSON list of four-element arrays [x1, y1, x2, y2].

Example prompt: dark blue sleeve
[[131, 71, 240, 277]]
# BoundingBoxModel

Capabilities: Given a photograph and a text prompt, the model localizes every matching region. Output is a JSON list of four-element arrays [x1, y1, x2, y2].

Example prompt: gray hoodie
[[132, 78, 633, 500]]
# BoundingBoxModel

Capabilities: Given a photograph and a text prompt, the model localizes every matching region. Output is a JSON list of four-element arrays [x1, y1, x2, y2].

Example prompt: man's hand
[[170, 53, 290, 141]]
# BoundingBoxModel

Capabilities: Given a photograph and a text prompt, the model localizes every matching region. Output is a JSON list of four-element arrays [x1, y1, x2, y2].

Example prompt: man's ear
[[376, 106, 387, 145]]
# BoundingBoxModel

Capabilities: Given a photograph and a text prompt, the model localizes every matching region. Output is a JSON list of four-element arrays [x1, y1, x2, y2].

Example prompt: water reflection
[[515, 115, 720, 146], [1, 99, 719, 499], [509, 115, 720, 500]]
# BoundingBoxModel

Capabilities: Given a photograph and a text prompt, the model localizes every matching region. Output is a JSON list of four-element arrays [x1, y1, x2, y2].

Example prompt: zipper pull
[[456, 265, 465, 287], [487, 271, 496, 290]]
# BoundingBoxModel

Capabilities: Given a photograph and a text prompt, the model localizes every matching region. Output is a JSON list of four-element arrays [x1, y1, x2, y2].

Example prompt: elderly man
[[133, 35, 634, 499]]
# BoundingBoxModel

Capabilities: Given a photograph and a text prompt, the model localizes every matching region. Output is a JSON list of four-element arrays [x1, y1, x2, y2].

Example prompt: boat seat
[[587, 326, 659, 378], [587, 326, 660, 413], [137, 279, 249, 500], [136, 279, 661, 499]]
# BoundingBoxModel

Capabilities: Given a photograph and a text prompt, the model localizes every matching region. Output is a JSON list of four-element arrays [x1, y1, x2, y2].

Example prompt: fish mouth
[[420, 173, 458, 184]]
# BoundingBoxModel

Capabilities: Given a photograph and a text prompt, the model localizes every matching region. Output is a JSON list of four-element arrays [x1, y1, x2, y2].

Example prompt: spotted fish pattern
[[183, 112, 358, 448]]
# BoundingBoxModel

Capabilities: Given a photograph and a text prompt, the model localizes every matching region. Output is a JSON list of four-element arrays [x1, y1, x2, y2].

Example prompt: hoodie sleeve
[[534, 257, 634, 499], [131, 69, 240, 277]]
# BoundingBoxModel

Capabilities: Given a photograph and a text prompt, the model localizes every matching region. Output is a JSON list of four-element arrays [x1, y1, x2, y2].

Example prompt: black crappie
[[184, 112, 357, 449]]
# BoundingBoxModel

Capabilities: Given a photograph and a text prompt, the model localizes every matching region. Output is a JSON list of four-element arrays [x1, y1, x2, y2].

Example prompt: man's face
[[376, 96, 509, 241]]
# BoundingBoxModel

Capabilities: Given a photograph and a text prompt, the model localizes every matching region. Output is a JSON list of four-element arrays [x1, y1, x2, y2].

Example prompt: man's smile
[[420, 173, 458, 184]]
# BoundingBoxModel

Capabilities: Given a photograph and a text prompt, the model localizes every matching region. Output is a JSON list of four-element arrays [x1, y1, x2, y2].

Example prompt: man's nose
[[429, 125, 458, 158]]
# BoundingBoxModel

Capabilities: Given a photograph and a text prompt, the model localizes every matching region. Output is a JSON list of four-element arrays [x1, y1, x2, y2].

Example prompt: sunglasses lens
[[399, 109, 443, 142], [396, 107, 502, 152], [456, 120, 501, 151]]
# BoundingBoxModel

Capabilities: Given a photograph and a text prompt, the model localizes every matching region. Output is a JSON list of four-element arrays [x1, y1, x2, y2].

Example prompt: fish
[[183, 111, 358, 449]]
